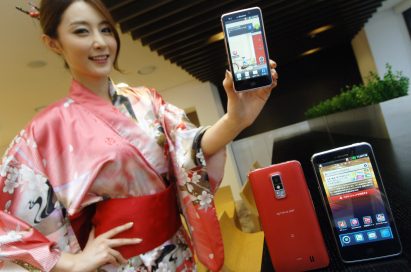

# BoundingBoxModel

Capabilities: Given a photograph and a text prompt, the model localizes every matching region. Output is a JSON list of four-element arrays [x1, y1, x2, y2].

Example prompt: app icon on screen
[[337, 220, 347, 229], [350, 218, 360, 227], [376, 213, 386, 222], [355, 233, 364, 242], [342, 235, 351, 244], [363, 216, 373, 225], [367, 231, 377, 240], [380, 228, 392, 238]]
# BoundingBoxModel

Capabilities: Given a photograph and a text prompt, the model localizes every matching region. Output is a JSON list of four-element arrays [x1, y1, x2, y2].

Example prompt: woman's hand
[[200, 60, 278, 157], [223, 60, 278, 129], [52, 222, 142, 272]]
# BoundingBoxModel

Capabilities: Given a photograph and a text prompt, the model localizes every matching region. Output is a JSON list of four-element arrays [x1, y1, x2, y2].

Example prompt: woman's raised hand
[[222, 59, 278, 129], [199, 60, 278, 156]]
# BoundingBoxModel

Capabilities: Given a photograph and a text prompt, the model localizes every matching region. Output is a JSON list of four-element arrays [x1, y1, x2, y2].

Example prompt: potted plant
[[305, 64, 409, 119]]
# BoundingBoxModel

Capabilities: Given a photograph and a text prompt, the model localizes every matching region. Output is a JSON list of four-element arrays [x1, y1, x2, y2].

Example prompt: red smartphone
[[249, 160, 329, 271]]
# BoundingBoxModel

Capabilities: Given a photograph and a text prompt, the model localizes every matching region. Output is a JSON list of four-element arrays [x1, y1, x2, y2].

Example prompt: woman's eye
[[102, 27, 113, 34], [73, 28, 89, 35]]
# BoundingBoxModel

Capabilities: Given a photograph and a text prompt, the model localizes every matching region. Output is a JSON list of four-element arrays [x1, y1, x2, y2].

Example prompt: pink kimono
[[0, 80, 225, 271]]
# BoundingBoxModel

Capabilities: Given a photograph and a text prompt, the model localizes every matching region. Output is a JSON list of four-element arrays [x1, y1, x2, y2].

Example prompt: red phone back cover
[[249, 160, 329, 271]]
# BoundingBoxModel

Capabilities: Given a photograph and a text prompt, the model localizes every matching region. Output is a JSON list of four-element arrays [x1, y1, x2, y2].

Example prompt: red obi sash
[[69, 185, 182, 259]]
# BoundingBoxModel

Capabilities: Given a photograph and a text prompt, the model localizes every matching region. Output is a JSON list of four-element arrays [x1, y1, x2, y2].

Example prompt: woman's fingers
[[271, 69, 278, 87], [88, 227, 96, 241], [108, 248, 128, 265], [222, 70, 235, 96], [269, 60, 278, 77], [98, 222, 134, 239], [272, 67, 278, 80], [94, 221, 143, 248], [76, 223, 142, 270], [269, 60, 278, 88], [107, 237, 143, 248], [103, 251, 121, 267]]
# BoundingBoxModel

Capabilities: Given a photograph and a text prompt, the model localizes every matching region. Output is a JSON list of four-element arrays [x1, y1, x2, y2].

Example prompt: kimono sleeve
[[0, 129, 65, 271], [150, 88, 226, 194], [151, 89, 225, 271]]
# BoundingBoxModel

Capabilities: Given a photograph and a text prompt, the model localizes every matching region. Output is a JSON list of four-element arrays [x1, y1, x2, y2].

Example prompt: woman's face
[[53, 1, 117, 83]]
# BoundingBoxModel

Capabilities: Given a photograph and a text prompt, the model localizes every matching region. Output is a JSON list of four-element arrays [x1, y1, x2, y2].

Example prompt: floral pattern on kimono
[[0, 80, 225, 271]]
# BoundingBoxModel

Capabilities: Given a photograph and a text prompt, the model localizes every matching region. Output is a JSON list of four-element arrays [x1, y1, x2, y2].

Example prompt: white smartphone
[[221, 7, 272, 92]]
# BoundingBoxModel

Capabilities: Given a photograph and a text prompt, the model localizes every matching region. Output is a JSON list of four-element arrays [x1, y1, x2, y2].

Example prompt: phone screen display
[[318, 154, 394, 247], [224, 15, 268, 81], [313, 143, 402, 262], [221, 7, 272, 91]]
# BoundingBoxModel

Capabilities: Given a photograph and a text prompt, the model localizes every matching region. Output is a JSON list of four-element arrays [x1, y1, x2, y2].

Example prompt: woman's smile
[[88, 54, 110, 64]]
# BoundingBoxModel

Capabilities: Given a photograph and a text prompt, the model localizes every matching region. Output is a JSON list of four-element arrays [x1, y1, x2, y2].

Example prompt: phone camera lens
[[272, 175, 282, 186], [271, 175, 286, 199], [271, 175, 284, 191]]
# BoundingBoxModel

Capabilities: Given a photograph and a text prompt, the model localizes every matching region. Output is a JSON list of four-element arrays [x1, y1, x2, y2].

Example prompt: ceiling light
[[208, 32, 225, 44], [301, 47, 322, 57], [27, 60, 47, 68], [307, 24, 334, 37], [137, 65, 156, 75]]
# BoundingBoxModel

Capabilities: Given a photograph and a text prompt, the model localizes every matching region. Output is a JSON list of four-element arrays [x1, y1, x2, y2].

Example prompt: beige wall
[[351, 29, 378, 83], [160, 80, 242, 200], [352, 0, 411, 88]]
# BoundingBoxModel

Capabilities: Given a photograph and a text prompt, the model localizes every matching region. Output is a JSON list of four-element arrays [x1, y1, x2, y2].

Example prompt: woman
[[0, 0, 278, 271]]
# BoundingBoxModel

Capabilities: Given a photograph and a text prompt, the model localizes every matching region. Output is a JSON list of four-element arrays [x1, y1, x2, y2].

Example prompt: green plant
[[305, 64, 409, 118]]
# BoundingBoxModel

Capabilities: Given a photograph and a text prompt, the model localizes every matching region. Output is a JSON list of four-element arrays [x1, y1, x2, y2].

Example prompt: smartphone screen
[[320, 154, 394, 246], [312, 143, 402, 262], [221, 7, 272, 91]]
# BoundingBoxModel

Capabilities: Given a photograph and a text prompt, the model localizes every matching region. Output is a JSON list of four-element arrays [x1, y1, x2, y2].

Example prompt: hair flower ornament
[[16, 1, 40, 19]]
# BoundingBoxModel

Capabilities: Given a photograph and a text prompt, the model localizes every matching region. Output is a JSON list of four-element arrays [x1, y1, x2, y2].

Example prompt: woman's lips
[[89, 55, 109, 63]]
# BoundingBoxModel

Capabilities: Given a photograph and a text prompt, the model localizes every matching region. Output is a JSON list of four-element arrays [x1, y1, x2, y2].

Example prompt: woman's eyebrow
[[69, 20, 110, 27], [99, 20, 110, 26], [69, 20, 89, 27]]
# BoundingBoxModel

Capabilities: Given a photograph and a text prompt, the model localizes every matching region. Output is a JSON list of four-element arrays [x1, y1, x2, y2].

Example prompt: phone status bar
[[319, 153, 369, 168]]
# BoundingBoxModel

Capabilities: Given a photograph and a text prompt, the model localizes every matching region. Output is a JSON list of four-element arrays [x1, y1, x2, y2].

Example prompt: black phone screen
[[312, 143, 402, 262], [222, 7, 272, 91]]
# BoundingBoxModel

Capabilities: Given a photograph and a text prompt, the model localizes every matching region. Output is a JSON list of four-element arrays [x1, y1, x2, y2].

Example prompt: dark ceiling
[[102, 0, 385, 87]]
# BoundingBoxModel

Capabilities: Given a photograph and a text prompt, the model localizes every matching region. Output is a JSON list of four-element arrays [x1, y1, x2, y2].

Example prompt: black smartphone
[[221, 7, 272, 92], [311, 142, 402, 263]]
